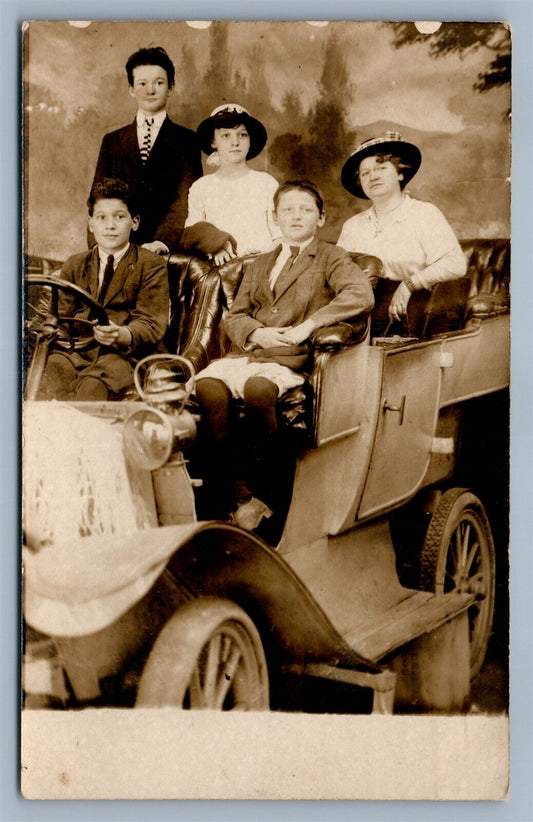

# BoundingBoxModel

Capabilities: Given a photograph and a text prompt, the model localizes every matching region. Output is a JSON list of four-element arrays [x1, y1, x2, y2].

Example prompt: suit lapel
[[84, 247, 100, 300], [100, 244, 136, 306], [272, 238, 319, 304], [121, 120, 142, 167], [254, 246, 282, 303]]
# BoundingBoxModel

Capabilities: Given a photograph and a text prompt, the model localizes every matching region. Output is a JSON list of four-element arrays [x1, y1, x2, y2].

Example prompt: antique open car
[[22, 238, 510, 714]]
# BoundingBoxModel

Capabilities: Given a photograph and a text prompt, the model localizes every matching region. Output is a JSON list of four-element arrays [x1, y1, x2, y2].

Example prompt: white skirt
[[195, 356, 305, 400]]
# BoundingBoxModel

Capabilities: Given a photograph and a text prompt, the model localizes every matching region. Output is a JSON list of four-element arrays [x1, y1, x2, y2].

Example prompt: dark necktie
[[271, 245, 300, 293], [98, 254, 114, 303], [140, 117, 154, 163]]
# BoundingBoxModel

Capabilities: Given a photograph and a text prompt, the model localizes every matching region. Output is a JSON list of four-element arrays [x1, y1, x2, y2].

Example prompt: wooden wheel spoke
[[444, 567, 460, 590], [419, 489, 496, 678], [213, 642, 242, 709], [458, 522, 471, 571], [450, 528, 462, 568], [136, 599, 269, 711], [202, 633, 223, 706], [464, 539, 481, 578], [188, 665, 204, 707]]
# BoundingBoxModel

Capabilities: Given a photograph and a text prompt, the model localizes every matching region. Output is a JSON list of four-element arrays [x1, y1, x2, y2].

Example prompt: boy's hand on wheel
[[94, 322, 132, 347]]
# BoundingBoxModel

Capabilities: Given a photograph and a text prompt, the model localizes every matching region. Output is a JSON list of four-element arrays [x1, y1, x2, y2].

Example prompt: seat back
[[369, 238, 510, 340], [168, 249, 382, 373], [460, 238, 510, 318], [26, 237, 510, 363]]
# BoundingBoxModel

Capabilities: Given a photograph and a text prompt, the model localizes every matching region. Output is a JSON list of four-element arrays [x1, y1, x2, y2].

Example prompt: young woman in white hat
[[183, 104, 280, 264], [337, 131, 466, 321]]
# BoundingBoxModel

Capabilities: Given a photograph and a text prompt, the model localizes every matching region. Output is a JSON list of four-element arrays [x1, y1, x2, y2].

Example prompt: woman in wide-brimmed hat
[[182, 104, 280, 264], [337, 131, 465, 321]]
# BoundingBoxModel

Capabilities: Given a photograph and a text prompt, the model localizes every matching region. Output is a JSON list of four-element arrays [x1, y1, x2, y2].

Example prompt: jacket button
[[271, 307, 279, 314]]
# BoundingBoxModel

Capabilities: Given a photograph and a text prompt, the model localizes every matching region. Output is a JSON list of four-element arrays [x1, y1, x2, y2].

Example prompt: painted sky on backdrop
[[24, 20, 511, 257], [26, 20, 509, 132]]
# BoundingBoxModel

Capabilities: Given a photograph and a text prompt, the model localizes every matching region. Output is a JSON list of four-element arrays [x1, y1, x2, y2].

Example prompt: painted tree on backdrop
[[174, 23, 358, 241], [385, 22, 511, 115], [268, 32, 358, 240]]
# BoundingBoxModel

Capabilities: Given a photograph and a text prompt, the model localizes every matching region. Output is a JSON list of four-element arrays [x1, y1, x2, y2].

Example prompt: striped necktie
[[140, 117, 154, 164], [98, 254, 114, 303]]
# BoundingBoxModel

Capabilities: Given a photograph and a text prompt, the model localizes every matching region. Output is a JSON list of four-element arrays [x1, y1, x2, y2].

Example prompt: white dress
[[185, 169, 280, 256], [337, 194, 466, 290]]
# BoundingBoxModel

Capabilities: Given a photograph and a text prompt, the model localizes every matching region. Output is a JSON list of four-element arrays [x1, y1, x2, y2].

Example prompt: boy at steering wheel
[[38, 178, 169, 401]]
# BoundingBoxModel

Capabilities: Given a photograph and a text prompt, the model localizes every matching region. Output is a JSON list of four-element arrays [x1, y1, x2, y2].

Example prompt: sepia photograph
[[20, 19, 511, 800]]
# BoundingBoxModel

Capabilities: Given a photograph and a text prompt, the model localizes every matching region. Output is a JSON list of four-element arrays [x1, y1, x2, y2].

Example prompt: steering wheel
[[24, 274, 109, 400]]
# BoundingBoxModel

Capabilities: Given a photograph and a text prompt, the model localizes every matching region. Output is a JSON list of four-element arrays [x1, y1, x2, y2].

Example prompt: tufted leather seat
[[166, 250, 379, 445], [165, 251, 380, 374], [460, 238, 510, 318], [370, 238, 510, 340], [25, 237, 510, 423]]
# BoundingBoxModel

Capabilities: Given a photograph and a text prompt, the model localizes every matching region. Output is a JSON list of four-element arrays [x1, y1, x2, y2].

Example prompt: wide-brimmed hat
[[341, 131, 422, 199], [196, 103, 268, 160]]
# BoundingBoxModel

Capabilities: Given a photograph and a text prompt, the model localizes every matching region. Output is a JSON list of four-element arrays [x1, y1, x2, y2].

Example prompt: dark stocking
[[243, 377, 295, 530], [195, 377, 251, 515]]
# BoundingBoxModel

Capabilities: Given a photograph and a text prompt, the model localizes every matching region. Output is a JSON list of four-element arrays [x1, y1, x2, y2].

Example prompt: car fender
[[23, 521, 379, 674]]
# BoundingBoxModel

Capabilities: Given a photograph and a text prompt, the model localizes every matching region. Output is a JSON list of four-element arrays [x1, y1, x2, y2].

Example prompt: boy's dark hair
[[274, 180, 325, 215], [125, 46, 175, 89], [87, 178, 138, 217]]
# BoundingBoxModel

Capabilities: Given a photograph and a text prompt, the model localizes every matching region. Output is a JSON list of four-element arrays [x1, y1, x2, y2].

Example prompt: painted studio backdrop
[[23, 20, 511, 261]]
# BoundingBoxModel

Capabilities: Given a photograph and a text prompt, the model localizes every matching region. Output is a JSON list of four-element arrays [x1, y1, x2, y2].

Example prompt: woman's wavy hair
[[355, 152, 414, 187]]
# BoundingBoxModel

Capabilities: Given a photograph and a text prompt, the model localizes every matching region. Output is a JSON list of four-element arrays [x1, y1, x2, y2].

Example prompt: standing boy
[[91, 46, 202, 254], [195, 179, 374, 534], [39, 179, 169, 401]]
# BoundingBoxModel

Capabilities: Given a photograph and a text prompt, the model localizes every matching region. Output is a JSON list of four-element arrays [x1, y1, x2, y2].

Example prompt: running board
[[345, 590, 474, 663]]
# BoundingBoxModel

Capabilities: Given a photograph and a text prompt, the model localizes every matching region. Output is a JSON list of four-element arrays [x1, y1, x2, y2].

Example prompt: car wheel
[[419, 488, 496, 678], [135, 597, 269, 710]]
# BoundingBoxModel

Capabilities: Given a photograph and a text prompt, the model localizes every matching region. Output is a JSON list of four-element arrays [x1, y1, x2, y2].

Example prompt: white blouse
[[337, 194, 466, 290], [185, 169, 280, 256]]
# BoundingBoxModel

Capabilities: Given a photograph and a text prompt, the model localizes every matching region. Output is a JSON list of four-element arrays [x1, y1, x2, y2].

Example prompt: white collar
[[281, 236, 314, 254], [136, 110, 167, 128], [97, 243, 130, 265]]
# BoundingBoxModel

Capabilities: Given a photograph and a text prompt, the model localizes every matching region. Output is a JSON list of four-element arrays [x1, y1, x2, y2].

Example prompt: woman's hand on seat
[[388, 282, 411, 322]]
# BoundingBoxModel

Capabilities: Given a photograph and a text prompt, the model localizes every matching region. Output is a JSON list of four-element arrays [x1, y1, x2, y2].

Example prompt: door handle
[[382, 395, 406, 425]]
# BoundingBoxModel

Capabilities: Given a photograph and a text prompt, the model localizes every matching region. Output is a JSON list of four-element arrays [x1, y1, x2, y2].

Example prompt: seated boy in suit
[[195, 179, 374, 534], [39, 178, 169, 401], [91, 46, 202, 254]]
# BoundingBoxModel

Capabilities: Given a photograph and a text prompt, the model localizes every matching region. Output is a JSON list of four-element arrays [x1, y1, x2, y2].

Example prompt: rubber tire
[[419, 488, 496, 678], [135, 597, 269, 710]]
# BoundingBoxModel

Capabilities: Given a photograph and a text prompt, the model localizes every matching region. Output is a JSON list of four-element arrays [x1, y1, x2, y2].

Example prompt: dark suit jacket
[[60, 244, 169, 356], [92, 116, 202, 250], [224, 239, 375, 351]]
